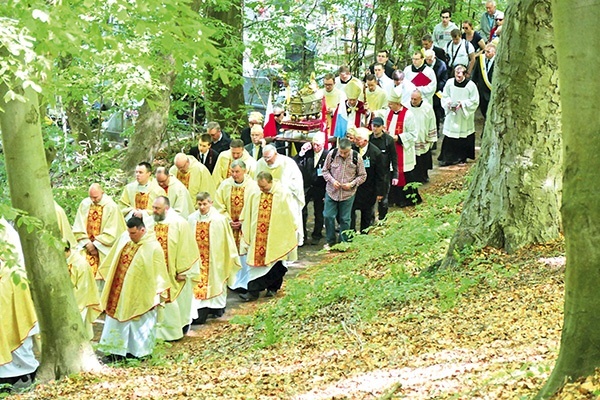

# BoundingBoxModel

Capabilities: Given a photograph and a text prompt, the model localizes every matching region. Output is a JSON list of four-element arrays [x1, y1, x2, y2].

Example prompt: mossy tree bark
[[200, 0, 246, 136], [0, 83, 99, 381], [443, 0, 562, 267], [123, 60, 177, 172], [65, 98, 96, 152], [374, 0, 393, 57], [537, 1, 600, 398]]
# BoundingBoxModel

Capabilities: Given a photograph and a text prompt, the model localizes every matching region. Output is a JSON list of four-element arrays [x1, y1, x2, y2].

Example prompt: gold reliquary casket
[[280, 88, 323, 140]]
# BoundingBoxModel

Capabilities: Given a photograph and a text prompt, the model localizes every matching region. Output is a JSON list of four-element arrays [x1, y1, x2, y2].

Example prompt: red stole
[[387, 108, 407, 187]]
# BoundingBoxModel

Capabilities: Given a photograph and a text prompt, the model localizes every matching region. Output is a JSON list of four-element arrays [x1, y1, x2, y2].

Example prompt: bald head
[[89, 183, 104, 204], [262, 144, 278, 165], [410, 90, 423, 107], [174, 153, 190, 173]]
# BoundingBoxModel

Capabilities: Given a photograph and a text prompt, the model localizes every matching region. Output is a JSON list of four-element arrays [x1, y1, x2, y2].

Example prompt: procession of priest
[[1, 1, 503, 389]]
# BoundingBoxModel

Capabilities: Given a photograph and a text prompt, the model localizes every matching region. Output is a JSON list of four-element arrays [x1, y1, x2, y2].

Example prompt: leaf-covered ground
[[11, 163, 578, 399]]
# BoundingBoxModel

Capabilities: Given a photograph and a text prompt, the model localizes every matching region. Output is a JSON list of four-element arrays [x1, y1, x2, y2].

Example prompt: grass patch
[[235, 185, 524, 347]]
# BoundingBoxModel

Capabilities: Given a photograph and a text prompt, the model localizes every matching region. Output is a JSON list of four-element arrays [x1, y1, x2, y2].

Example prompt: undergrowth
[[232, 185, 521, 348]]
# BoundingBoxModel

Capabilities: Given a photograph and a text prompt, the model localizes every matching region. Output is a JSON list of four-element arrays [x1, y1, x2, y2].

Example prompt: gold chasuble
[[214, 176, 260, 253], [213, 150, 257, 188], [119, 179, 166, 217], [0, 269, 38, 366], [105, 241, 140, 317], [0, 219, 38, 366], [67, 250, 101, 339], [226, 160, 232, 179], [154, 223, 171, 305], [187, 208, 240, 301], [67, 250, 101, 314], [193, 221, 211, 300], [230, 187, 245, 220], [230, 186, 245, 249], [155, 224, 169, 266], [54, 201, 77, 248], [73, 194, 127, 277], [169, 157, 216, 200], [135, 192, 150, 210], [98, 232, 170, 322], [241, 181, 298, 267], [177, 171, 190, 189], [86, 203, 103, 273], [253, 193, 273, 266], [154, 211, 199, 303]]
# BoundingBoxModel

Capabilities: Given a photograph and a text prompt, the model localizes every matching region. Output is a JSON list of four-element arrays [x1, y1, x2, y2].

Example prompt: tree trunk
[[537, 1, 600, 398], [411, 0, 433, 49], [123, 63, 177, 172], [65, 98, 96, 152], [202, 0, 246, 137], [374, 0, 391, 56], [0, 83, 99, 381], [443, 0, 561, 267], [391, 7, 412, 56]]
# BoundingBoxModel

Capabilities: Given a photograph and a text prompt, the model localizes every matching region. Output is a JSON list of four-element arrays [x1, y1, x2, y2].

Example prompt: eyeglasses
[[462, 26, 469, 29], [495, 18, 503, 21], [274, 113, 283, 117]]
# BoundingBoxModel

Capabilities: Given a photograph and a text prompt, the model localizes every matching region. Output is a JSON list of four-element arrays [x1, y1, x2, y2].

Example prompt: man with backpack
[[322, 138, 367, 250], [445, 29, 476, 78]]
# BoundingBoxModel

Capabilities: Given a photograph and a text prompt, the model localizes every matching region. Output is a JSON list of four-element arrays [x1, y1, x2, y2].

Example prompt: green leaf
[[11, 271, 21, 286]]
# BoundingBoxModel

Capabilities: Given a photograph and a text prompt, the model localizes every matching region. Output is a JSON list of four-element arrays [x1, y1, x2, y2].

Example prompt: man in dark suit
[[425, 49, 448, 132], [207, 121, 231, 155], [368, 49, 396, 79], [351, 127, 386, 232], [368, 117, 398, 221], [294, 133, 329, 243], [245, 125, 265, 161], [240, 111, 264, 146], [189, 133, 218, 174], [471, 42, 496, 120], [422, 34, 448, 68]]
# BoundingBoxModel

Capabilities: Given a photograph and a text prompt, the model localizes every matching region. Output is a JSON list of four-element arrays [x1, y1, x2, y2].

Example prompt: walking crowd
[[1, 1, 503, 391]]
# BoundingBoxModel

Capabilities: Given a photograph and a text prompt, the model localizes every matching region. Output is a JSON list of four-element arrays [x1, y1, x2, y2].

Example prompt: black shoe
[[210, 308, 225, 318], [265, 289, 277, 298], [102, 354, 126, 364], [239, 292, 259, 302], [191, 308, 210, 325]]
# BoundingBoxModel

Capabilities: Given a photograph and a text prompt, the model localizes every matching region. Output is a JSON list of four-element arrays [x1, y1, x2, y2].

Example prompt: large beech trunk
[[537, 0, 600, 398], [443, 0, 561, 268], [0, 83, 99, 381]]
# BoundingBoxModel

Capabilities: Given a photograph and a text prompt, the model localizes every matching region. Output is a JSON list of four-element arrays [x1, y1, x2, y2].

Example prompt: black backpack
[[330, 147, 359, 165]]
